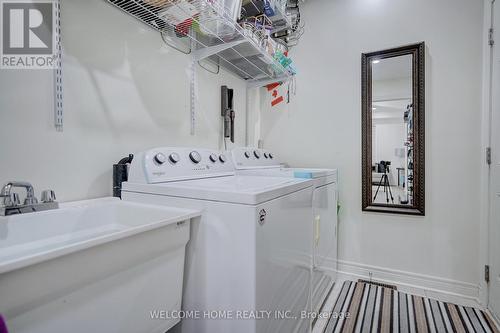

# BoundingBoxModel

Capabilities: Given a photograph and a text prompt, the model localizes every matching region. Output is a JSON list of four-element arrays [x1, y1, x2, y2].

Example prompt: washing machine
[[121, 147, 314, 333], [231, 147, 338, 314]]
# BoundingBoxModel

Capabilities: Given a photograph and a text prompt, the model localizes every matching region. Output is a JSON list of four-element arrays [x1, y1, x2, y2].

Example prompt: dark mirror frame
[[361, 42, 425, 216]]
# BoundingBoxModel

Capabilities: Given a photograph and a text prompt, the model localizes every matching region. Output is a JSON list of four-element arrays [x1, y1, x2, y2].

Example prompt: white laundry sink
[[0, 197, 201, 333], [0, 197, 199, 273]]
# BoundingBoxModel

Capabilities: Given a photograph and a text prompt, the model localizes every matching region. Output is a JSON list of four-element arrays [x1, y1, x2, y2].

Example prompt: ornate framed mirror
[[361, 42, 425, 215]]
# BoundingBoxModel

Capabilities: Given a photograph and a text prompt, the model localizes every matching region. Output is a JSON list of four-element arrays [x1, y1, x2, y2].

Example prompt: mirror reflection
[[371, 55, 414, 206]]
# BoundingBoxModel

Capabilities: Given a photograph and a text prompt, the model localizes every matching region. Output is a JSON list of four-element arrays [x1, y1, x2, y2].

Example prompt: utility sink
[[0, 197, 201, 333], [0, 197, 200, 274]]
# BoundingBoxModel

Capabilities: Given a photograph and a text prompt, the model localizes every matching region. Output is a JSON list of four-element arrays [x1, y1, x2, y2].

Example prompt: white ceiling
[[372, 54, 412, 81], [372, 99, 410, 122]]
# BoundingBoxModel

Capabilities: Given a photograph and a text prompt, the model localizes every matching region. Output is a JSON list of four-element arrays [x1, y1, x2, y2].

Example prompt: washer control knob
[[154, 153, 167, 165], [219, 154, 227, 163], [264, 152, 269, 159], [189, 151, 202, 164], [244, 151, 251, 159], [169, 153, 180, 164], [253, 150, 261, 159], [209, 154, 218, 163]]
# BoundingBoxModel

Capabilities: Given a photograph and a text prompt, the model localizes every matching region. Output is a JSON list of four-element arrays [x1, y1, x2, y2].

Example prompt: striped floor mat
[[323, 280, 499, 333]]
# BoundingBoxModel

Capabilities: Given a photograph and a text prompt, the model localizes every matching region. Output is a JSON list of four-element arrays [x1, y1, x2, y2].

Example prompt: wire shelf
[[106, 0, 294, 85]]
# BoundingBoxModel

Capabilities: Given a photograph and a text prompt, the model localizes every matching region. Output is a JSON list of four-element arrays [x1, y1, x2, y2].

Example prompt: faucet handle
[[0, 193, 20, 207], [41, 190, 56, 203]]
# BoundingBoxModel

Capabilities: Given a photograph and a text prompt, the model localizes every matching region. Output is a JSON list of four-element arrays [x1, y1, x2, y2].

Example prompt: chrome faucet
[[0, 181, 59, 216]]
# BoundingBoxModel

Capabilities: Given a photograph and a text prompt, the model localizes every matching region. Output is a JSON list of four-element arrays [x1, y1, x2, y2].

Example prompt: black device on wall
[[221, 86, 235, 143], [113, 154, 133, 198]]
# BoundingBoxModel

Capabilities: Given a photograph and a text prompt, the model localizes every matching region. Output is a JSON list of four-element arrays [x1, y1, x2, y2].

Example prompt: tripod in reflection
[[374, 161, 394, 204]]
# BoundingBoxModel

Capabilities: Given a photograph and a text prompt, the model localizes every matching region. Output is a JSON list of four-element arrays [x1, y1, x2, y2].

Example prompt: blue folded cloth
[[0, 314, 8, 333], [293, 171, 313, 179]]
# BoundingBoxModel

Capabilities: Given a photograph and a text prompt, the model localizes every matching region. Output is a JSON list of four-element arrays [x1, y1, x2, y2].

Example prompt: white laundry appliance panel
[[122, 187, 313, 333], [125, 175, 311, 205], [310, 182, 337, 314], [122, 147, 315, 333], [237, 167, 338, 188], [312, 183, 337, 273], [128, 148, 235, 184], [231, 148, 338, 314]]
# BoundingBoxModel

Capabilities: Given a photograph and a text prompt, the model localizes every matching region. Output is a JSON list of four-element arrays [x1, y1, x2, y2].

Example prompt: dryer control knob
[[253, 150, 261, 159], [154, 153, 167, 165], [209, 154, 218, 163], [264, 152, 269, 159], [244, 151, 251, 159], [189, 151, 202, 164], [219, 155, 227, 163], [269, 153, 274, 159], [169, 153, 180, 164]]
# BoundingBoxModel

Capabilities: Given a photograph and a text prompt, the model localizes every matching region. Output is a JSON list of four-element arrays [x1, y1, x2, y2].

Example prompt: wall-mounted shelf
[[106, 0, 294, 87]]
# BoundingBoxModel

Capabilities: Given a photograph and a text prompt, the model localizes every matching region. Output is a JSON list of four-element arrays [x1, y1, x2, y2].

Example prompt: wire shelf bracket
[[246, 75, 291, 89], [192, 39, 247, 62], [54, 0, 63, 132]]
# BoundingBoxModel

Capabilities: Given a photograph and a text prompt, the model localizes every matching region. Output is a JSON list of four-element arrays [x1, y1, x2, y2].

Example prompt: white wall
[[255, 0, 484, 290], [0, 0, 247, 201], [373, 123, 405, 185], [373, 78, 411, 102]]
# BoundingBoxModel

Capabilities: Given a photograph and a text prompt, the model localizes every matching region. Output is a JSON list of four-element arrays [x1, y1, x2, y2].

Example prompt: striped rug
[[323, 281, 499, 333]]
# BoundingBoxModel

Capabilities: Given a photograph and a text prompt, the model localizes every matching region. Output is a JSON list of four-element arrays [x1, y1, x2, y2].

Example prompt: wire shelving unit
[[106, 0, 294, 87]]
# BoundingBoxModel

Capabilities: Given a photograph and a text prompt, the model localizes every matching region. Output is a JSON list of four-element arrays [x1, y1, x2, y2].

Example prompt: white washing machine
[[231, 147, 338, 314], [121, 147, 314, 333]]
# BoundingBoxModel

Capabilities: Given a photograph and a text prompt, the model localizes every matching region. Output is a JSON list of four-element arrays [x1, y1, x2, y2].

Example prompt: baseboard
[[331, 259, 481, 308], [479, 281, 489, 307]]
